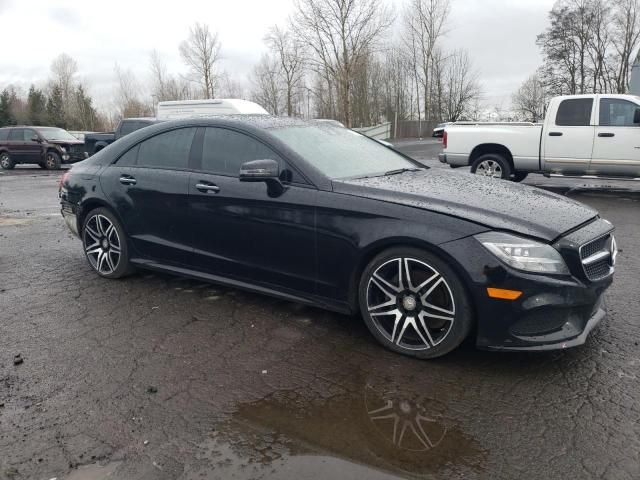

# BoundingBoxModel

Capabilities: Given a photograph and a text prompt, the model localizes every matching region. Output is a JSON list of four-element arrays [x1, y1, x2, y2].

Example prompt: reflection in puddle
[[206, 375, 486, 478]]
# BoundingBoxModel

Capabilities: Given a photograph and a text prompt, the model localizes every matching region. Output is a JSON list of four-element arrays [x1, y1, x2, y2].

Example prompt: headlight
[[475, 232, 569, 274]]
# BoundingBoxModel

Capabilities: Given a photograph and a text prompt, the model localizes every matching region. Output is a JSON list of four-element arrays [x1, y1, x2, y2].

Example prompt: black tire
[[38, 162, 46, 169], [470, 153, 512, 180], [81, 207, 134, 279], [44, 151, 62, 170], [512, 171, 528, 182], [358, 247, 474, 359], [0, 152, 15, 170]]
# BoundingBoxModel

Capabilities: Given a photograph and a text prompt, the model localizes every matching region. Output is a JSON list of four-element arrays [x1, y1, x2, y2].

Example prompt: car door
[[188, 126, 317, 296], [100, 127, 197, 265], [7, 128, 26, 162], [21, 128, 44, 163], [542, 97, 595, 173], [591, 97, 640, 176]]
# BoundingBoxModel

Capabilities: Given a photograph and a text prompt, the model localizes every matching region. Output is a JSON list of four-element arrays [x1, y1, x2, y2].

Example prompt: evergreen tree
[[46, 84, 66, 128], [27, 85, 48, 125], [0, 89, 15, 127]]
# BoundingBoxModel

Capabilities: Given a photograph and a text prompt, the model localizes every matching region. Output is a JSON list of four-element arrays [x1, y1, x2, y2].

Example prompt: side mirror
[[634, 108, 640, 125], [31, 135, 41, 142], [239, 159, 285, 196]]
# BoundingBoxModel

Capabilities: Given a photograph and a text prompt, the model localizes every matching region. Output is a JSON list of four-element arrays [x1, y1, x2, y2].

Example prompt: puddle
[[64, 460, 122, 480], [203, 374, 486, 478]]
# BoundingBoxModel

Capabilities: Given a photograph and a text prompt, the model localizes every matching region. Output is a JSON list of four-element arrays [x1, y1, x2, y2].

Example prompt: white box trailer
[[156, 99, 269, 120]]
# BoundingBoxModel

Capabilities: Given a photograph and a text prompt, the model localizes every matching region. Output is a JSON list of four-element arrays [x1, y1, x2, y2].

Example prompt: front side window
[[269, 124, 417, 179], [599, 99, 640, 126], [201, 127, 282, 176], [137, 128, 196, 169], [23, 129, 37, 142], [555, 98, 593, 126]]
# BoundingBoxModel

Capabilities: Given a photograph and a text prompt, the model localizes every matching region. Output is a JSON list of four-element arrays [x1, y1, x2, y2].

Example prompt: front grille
[[579, 233, 615, 281], [580, 236, 607, 260], [510, 311, 569, 336]]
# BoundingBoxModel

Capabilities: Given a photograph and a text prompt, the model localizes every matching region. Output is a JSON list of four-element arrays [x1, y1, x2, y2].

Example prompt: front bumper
[[440, 222, 614, 351]]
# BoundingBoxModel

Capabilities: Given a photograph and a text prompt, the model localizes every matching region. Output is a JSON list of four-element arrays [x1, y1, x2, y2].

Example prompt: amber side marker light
[[487, 288, 523, 300]]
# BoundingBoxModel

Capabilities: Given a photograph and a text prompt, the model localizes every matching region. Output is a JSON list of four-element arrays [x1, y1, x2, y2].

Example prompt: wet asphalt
[[0, 144, 639, 479]]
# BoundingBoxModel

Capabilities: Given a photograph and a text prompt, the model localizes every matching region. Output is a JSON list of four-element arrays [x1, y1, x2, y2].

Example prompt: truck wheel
[[0, 152, 15, 170], [44, 151, 62, 170], [512, 171, 528, 182], [470, 154, 512, 180]]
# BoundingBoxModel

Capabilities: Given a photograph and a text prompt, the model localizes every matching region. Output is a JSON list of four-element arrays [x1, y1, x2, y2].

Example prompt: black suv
[[0, 126, 85, 170]]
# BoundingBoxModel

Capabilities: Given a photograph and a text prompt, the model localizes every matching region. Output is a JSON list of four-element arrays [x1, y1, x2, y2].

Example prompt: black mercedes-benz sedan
[[59, 116, 616, 359]]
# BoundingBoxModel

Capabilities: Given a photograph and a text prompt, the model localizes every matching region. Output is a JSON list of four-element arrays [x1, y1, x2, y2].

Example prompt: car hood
[[333, 169, 598, 241], [49, 139, 84, 146]]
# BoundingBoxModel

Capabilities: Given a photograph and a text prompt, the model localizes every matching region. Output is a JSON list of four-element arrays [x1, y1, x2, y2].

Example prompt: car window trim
[[111, 126, 198, 169], [194, 125, 314, 187], [598, 98, 640, 128]]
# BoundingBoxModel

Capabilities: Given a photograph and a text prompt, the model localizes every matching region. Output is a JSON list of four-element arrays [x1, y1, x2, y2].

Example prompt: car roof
[[152, 115, 312, 130], [122, 117, 156, 122]]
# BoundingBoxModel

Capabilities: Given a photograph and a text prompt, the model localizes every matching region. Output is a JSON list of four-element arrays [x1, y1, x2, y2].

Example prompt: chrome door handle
[[119, 176, 136, 185], [195, 183, 220, 193]]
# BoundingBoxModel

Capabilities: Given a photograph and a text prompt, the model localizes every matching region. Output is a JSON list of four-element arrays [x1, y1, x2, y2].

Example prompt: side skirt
[[129, 258, 353, 316]]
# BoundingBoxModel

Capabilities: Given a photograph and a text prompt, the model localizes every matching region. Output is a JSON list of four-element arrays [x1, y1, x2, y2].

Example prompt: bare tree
[[512, 74, 548, 122], [250, 54, 283, 115], [403, 0, 450, 122], [292, 0, 394, 127], [149, 50, 194, 101], [179, 23, 221, 99], [265, 25, 306, 116], [442, 50, 482, 122], [114, 65, 152, 119], [612, 0, 640, 92], [50, 53, 78, 102]]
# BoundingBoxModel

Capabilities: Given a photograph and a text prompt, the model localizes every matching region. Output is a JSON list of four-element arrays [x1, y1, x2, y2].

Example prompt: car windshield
[[36, 127, 78, 142], [269, 124, 419, 179]]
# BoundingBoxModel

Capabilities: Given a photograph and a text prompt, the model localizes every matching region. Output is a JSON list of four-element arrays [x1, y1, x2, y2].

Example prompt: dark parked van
[[0, 126, 84, 170]]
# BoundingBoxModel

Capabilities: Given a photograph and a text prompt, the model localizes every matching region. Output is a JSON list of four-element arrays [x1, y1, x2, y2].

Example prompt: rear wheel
[[82, 208, 133, 279], [358, 247, 473, 359], [0, 152, 15, 170], [44, 151, 61, 170], [470, 153, 511, 180]]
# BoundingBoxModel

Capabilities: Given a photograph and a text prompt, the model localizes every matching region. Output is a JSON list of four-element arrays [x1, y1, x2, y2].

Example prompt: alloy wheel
[[45, 153, 57, 169], [366, 257, 456, 351], [475, 159, 502, 178], [83, 214, 121, 275], [0, 154, 11, 169]]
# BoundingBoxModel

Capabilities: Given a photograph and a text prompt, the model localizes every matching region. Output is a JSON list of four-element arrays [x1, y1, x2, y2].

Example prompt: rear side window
[[201, 127, 282, 176], [0, 129, 9, 141], [137, 128, 196, 169], [116, 144, 139, 166], [599, 98, 640, 126], [555, 99, 593, 126], [8, 128, 24, 141]]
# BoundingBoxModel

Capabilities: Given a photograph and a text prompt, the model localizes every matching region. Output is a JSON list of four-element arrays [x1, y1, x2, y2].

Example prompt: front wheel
[[44, 151, 62, 170], [0, 152, 15, 170], [470, 153, 512, 180], [358, 247, 473, 359], [82, 208, 133, 279]]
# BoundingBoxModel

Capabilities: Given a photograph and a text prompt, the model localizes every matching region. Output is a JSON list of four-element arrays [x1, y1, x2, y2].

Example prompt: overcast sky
[[0, 0, 556, 112]]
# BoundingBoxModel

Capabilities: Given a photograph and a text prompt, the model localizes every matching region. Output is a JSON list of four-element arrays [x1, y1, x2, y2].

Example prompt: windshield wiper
[[383, 167, 421, 176]]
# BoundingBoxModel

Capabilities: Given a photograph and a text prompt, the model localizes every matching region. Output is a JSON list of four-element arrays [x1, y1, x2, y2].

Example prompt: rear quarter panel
[[446, 124, 542, 170]]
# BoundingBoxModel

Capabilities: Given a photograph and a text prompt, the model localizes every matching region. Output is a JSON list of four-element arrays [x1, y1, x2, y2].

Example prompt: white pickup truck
[[439, 94, 640, 181]]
